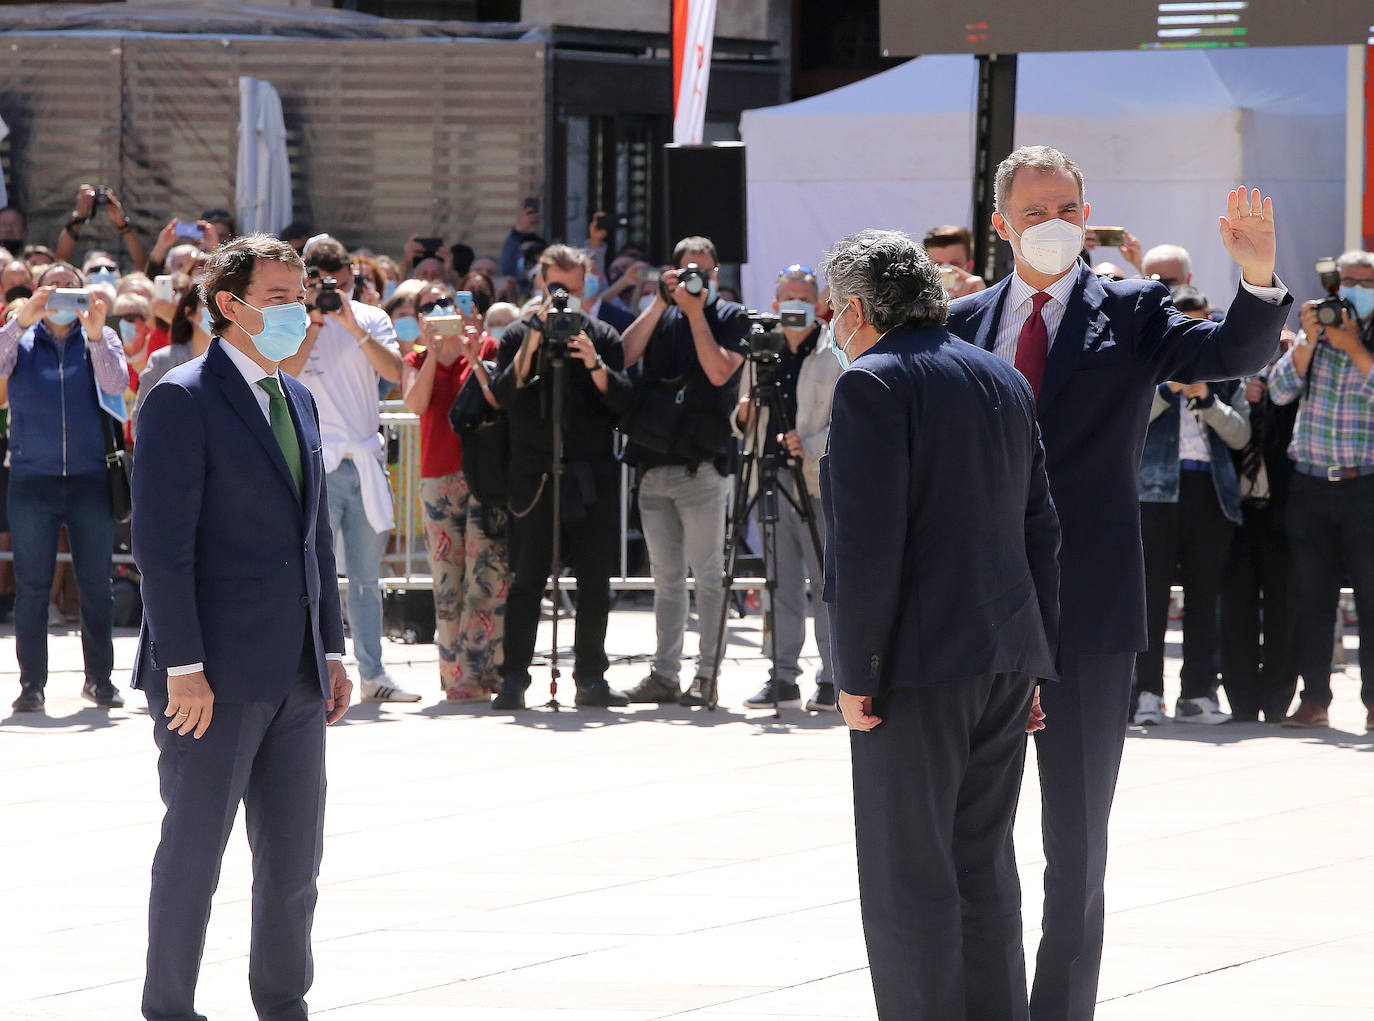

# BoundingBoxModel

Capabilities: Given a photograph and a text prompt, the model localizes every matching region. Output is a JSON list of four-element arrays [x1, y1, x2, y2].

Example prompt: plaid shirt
[[1268, 321, 1374, 469]]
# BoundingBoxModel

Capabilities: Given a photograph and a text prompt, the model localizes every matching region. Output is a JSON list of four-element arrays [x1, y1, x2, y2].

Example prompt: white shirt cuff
[[326, 653, 344, 662], [1239, 273, 1286, 304], [166, 662, 202, 676]]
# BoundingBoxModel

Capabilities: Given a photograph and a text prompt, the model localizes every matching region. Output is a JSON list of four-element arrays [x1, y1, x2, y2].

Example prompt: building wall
[[0, 33, 545, 262], [521, 0, 773, 40]]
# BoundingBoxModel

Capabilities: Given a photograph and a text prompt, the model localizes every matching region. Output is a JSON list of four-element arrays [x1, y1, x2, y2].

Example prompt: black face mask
[[5, 285, 32, 304], [1, 237, 24, 252], [473, 290, 492, 315]]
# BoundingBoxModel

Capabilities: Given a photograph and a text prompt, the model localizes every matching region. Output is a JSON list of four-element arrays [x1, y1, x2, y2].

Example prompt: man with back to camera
[[619, 235, 747, 707], [279, 235, 417, 703], [131, 234, 352, 1021], [823, 228, 1060, 1020], [947, 144, 1290, 1020], [732, 263, 843, 711], [487, 244, 634, 711]]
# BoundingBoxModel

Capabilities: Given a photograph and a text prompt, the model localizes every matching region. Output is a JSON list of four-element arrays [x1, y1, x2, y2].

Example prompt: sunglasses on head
[[779, 263, 815, 277]]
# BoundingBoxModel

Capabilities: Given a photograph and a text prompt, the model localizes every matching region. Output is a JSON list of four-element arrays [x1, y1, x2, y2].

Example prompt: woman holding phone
[[400, 299, 509, 702]]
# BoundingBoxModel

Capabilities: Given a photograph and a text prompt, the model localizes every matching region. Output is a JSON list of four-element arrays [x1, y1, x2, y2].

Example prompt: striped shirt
[[1268, 324, 1374, 469]]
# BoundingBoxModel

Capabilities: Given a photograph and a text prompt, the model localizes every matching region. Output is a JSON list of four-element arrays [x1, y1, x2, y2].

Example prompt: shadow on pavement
[[412, 698, 846, 733], [0, 706, 132, 731], [1127, 719, 1374, 751]]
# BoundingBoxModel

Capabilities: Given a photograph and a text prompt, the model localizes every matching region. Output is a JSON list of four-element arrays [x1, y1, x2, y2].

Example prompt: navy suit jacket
[[130, 339, 345, 702], [821, 325, 1061, 697], [948, 262, 1291, 656]]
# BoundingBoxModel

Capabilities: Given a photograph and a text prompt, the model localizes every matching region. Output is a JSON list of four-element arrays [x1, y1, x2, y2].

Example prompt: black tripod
[[543, 344, 567, 711], [700, 353, 824, 715]]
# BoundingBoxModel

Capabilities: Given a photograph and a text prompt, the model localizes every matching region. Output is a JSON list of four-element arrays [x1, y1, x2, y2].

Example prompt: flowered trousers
[[420, 471, 509, 698]]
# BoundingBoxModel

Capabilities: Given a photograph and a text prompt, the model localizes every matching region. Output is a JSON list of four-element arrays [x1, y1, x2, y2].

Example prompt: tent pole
[[972, 53, 1017, 285], [1346, 45, 1367, 252]]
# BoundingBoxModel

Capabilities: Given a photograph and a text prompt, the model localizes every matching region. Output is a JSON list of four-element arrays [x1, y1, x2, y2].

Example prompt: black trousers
[[1137, 471, 1235, 700], [1220, 501, 1297, 720], [1030, 651, 1135, 1021], [852, 673, 1036, 1021], [143, 644, 326, 1021], [1286, 472, 1374, 708], [503, 471, 618, 685]]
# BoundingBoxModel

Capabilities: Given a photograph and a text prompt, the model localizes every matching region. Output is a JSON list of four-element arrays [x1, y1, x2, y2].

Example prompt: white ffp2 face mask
[[1006, 217, 1084, 277]]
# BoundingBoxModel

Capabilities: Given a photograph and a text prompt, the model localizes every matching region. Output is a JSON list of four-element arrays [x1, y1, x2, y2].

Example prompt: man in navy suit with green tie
[[132, 234, 352, 1021]]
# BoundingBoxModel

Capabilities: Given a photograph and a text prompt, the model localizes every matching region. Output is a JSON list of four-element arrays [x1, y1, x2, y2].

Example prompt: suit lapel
[[972, 278, 1013, 352], [1038, 264, 1104, 411], [206, 340, 301, 501]]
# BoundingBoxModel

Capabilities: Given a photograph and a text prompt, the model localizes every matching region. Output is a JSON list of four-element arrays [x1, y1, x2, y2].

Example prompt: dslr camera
[[308, 269, 343, 314], [676, 264, 709, 297], [534, 285, 585, 352], [1314, 257, 1356, 328]]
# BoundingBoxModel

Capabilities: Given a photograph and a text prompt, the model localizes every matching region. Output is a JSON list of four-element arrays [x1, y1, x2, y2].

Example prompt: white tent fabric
[[236, 77, 292, 237], [741, 48, 1347, 317]]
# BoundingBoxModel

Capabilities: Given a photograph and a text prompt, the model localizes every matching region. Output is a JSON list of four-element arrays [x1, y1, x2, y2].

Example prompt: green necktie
[[256, 376, 304, 500]]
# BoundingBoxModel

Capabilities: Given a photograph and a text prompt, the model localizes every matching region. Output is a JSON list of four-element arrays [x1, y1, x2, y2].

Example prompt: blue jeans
[[326, 459, 389, 681], [8, 471, 115, 689]]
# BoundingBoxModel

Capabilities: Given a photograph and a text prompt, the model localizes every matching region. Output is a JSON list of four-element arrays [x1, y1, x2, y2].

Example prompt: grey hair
[[994, 145, 1085, 214], [820, 229, 949, 332], [1336, 250, 1374, 273], [1143, 243, 1192, 277]]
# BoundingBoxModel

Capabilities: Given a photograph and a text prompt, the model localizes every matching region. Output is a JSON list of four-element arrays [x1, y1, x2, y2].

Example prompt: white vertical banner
[[672, 0, 717, 145]]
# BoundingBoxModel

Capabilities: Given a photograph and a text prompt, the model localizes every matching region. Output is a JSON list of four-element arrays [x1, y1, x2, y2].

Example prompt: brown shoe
[[1282, 701, 1329, 728]]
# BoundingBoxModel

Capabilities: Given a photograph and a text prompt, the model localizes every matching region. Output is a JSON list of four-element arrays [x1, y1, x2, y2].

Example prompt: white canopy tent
[[740, 47, 1348, 315], [236, 77, 293, 238]]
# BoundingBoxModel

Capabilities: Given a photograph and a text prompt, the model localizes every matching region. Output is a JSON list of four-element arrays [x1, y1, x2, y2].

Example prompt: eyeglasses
[[418, 300, 453, 315], [1340, 278, 1374, 290]]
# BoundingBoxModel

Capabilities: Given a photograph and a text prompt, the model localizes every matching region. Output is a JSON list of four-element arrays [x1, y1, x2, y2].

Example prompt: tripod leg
[[702, 454, 757, 709]]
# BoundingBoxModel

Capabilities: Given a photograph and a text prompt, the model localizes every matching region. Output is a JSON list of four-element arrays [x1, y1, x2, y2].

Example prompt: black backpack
[[447, 360, 510, 508]]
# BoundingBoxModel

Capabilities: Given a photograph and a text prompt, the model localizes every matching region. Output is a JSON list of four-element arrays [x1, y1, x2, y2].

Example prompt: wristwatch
[[592, 354, 605, 371]]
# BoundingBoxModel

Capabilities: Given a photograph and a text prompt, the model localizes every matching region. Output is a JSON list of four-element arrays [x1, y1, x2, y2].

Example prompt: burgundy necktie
[[1015, 291, 1052, 398]]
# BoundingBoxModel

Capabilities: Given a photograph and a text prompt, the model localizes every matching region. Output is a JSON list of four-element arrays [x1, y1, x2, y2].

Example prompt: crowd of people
[[2, 182, 1373, 738]]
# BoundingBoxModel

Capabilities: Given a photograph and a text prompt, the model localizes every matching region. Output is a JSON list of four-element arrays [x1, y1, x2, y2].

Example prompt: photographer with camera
[[0, 263, 128, 713], [1267, 251, 1374, 731], [620, 236, 746, 706], [730, 265, 844, 711], [278, 236, 415, 703], [487, 244, 633, 710]]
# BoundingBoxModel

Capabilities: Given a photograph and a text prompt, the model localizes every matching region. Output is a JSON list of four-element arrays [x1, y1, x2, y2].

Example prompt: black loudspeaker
[[664, 142, 747, 264]]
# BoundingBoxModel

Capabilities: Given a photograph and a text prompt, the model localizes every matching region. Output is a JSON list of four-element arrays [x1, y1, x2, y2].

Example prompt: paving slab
[[2, 609, 1371, 1020]]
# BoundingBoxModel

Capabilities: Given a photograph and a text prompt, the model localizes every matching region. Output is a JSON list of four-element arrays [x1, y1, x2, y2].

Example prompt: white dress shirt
[[990, 267, 1289, 367], [168, 337, 342, 676], [1177, 405, 1212, 463]]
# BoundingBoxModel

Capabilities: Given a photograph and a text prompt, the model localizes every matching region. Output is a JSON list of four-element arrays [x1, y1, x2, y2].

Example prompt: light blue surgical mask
[[392, 314, 421, 343], [778, 299, 816, 329], [231, 295, 310, 362], [584, 275, 600, 302], [88, 267, 119, 288], [1340, 285, 1374, 323], [49, 310, 78, 327], [708, 280, 718, 304], [199, 306, 215, 336], [382, 279, 398, 302], [118, 319, 141, 346]]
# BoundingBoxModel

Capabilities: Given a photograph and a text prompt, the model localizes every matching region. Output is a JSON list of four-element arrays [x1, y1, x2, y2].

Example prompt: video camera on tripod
[[532, 284, 586, 354], [739, 308, 809, 366]]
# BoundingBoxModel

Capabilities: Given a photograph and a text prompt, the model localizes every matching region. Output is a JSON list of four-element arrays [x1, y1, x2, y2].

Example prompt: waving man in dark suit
[[822, 229, 1061, 1020], [132, 234, 351, 1021], [948, 145, 1291, 1020]]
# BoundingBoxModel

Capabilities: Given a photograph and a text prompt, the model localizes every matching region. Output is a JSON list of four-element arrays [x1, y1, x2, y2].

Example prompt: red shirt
[[405, 336, 499, 479], [145, 325, 170, 359]]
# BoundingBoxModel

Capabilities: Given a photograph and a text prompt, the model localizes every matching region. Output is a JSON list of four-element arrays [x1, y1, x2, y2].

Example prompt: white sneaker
[[1133, 691, 1166, 726], [361, 672, 421, 703], [1175, 695, 1230, 725], [48, 602, 66, 627]]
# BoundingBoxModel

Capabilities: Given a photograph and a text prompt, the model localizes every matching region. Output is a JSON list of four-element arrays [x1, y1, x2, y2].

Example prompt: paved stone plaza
[[2, 608, 1372, 1020]]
